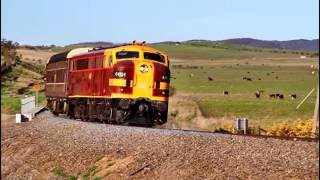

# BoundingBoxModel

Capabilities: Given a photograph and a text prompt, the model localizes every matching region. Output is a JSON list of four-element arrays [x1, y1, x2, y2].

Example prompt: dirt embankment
[[1, 111, 318, 179], [167, 93, 230, 130]]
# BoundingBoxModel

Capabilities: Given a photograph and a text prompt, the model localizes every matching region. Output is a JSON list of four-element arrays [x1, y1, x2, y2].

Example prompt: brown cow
[[255, 91, 261, 98], [269, 94, 276, 99]]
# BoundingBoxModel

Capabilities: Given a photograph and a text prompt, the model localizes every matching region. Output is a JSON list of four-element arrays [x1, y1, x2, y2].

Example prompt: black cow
[[279, 94, 284, 99], [290, 94, 297, 99]]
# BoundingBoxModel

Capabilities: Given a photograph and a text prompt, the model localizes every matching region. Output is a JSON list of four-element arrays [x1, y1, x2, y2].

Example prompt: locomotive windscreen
[[116, 51, 139, 59], [144, 52, 165, 63]]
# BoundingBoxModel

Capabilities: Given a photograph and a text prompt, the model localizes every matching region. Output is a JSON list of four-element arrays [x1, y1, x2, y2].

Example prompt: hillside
[[220, 38, 319, 52], [151, 42, 315, 60], [53, 39, 318, 60], [1, 40, 47, 114]]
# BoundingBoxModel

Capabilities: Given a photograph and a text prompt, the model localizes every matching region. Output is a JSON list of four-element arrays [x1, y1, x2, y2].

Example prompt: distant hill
[[63, 38, 318, 52], [220, 38, 319, 52]]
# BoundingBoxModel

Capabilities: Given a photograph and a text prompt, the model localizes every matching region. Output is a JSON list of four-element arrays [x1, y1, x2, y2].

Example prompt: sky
[[1, 0, 319, 46]]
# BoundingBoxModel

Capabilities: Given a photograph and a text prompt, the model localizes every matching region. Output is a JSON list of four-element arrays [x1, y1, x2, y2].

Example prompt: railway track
[[37, 109, 318, 142]]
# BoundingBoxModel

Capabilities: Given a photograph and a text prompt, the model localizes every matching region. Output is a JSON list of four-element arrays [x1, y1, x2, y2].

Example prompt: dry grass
[[17, 48, 55, 65]]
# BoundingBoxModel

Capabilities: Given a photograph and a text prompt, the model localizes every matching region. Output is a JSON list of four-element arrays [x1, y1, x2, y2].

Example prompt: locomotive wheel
[[68, 103, 76, 119], [74, 105, 81, 120]]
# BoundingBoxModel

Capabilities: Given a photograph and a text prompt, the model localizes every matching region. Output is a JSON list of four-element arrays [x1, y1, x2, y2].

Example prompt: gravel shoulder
[[1, 111, 319, 179]]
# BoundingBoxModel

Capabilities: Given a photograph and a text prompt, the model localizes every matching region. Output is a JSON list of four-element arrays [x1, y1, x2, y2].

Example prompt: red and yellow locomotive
[[45, 42, 170, 126]]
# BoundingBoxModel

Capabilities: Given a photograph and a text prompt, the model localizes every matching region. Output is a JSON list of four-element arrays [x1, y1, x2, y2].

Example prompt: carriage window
[[76, 59, 89, 70], [116, 51, 139, 59], [144, 52, 165, 63]]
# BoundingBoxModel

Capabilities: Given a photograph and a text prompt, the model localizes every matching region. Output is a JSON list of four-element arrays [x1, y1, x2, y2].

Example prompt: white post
[[312, 86, 319, 137], [35, 90, 38, 107], [15, 114, 21, 123], [296, 88, 315, 109]]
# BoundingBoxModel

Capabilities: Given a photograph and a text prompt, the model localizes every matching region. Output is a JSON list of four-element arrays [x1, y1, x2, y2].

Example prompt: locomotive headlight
[[140, 65, 149, 73], [114, 71, 126, 78]]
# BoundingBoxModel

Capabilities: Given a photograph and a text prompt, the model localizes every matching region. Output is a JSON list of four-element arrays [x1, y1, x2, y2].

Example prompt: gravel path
[[1, 111, 319, 179]]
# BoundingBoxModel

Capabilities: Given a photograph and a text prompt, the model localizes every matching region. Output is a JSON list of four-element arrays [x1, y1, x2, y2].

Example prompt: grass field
[[152, 43, 298, 60], [168, 59, 318, 129]]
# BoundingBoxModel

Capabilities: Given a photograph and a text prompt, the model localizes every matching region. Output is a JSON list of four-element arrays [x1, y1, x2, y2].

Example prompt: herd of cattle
[[188, 71, 300, 100], [222, 90, 297, 100]]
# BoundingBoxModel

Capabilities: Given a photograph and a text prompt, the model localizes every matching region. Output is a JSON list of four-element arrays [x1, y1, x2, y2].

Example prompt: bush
[[17, 87, 29, 94], [267, 120, 313, 138]]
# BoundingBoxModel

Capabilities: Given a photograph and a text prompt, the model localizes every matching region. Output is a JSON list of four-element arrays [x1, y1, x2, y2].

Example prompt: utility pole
[[312, 85, 319, 137]]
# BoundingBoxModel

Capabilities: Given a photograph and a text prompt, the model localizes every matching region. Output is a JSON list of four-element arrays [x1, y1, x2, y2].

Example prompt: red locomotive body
[[45, 42, 170, 126]]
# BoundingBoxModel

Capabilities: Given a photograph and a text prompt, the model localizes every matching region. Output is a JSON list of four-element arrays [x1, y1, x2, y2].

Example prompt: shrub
[[267, 119, 313, 138], [17, 87, 29, 94]]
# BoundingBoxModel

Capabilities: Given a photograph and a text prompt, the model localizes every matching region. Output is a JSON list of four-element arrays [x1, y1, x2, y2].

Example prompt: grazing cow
[[255, 91, 261, 98], [247, 72, 250, 74], [290, 94, 297, 99], [243, 77, 247, 80], [278, 94, 284, 99], [223, 91, 229, 96], [275, 76, 279, 79], [246, 78, 252, 81], [275, 93, 280, 98], [258, 78, 262, 80], [269, 94, 276, 99], [271, 72, 274, 73], [208, 77, 213, 81]]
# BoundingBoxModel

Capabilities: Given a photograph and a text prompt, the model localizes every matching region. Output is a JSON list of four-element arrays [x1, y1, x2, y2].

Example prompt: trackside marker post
[[296, 88, 315, 109], [312, 86, 319, 137], [32, 84, 43, 107]]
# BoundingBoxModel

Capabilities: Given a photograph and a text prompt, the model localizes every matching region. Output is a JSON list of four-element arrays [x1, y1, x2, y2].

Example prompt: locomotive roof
[[47, 47, 94, 64], [71, 44, 167, 59], [48, 51, 70, 63]]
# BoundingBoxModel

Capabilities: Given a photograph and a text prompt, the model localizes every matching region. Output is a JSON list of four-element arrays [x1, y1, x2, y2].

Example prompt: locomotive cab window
[[116, 51, 139, 59], [144, 52, 165, 63]]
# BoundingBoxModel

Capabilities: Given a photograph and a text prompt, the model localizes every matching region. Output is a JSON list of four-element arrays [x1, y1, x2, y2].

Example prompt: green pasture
[[1, 85, 46, 114], [170, 64, 318, 128], [152, 44, 298, 60]]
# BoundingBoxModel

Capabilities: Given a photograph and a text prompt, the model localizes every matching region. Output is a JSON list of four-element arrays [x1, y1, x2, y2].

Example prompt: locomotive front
[[109, 44, 170, 125]]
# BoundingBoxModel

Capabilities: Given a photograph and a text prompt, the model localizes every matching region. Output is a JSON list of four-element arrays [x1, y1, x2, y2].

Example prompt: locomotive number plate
[[139, 83, 147, 89]]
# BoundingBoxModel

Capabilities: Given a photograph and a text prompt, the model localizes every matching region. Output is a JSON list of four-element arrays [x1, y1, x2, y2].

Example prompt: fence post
[[312, 86, 319, 137]]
